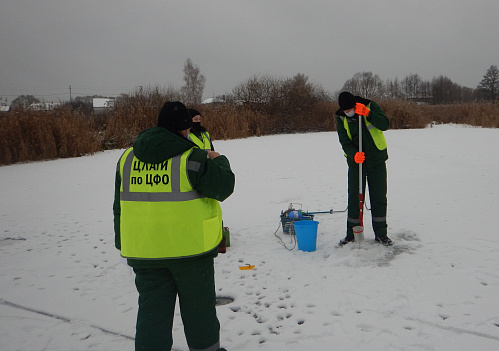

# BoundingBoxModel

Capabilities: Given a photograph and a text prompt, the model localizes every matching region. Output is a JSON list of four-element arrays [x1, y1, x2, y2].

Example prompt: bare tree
[[341, 72, 385, 98], [232, 73, 331, 120], [282, 73, 330, 110], [431, 75, 463, 104], [477, 65, 499, 101], [232, 74, 282, 108], [180, 59, 206, 105], [385, 77, 403, 99], [420, 80, 433, 102], [401, 73, 423, 100]]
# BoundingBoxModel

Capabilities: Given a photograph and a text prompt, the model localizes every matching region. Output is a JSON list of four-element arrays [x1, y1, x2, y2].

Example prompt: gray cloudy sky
[[1, 0, 498, 103]]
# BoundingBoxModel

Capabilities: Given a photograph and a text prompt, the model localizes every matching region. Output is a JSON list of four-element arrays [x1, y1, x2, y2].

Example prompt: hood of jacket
[[132, 127, 197, 164]]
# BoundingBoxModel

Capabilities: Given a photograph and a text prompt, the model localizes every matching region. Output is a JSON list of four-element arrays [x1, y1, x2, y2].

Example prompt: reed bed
[[1, 98, 497, 165]]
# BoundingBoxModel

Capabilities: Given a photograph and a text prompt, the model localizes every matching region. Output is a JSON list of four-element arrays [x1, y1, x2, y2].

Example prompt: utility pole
[[69, 85, 72, 102]]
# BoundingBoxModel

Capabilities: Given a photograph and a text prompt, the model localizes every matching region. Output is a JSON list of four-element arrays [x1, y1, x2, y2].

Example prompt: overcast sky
[[1, 0, 498, 103]]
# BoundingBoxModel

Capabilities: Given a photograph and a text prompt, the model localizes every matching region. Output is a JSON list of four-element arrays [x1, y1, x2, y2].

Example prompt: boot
[[375, 235, 393, 246], [339, 236, 354, 246]]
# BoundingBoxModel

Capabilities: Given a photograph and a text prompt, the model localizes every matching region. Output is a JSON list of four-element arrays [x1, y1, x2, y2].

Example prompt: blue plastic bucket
[[293, 220, 319, 252]]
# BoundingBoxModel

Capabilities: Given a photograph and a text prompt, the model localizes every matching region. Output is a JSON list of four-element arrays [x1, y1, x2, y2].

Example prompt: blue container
[[293, 220, 319, 252]]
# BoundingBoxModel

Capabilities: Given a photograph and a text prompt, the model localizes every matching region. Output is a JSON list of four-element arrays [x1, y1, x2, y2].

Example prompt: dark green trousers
[[346, 161, 388, 238], [133, 256, 220, 351]]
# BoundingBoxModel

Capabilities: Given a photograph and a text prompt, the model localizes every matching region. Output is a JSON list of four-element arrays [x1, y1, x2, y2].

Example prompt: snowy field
[[1, 124, 499, 351]]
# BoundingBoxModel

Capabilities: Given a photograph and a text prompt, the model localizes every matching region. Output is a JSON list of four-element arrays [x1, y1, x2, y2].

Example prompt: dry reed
[[1, 99, 497, 166]]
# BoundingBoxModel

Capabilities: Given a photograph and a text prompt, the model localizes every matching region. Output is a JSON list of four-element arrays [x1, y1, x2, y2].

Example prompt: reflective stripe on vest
[[120, 149, 202, 202], [340, 103, 387, 150], [189, 131, 211, 150], [119, 147, 222, 259]]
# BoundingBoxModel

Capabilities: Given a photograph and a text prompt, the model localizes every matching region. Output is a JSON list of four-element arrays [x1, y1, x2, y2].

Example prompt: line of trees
[[340, 65, 499, 104], [213, 64, 499, 106], [4, 62, 498, 114], [179, 62, 499, 106]]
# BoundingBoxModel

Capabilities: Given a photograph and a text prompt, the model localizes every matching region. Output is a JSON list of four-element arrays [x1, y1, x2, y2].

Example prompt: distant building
[[0, 104, 10, 112], [201, 96, 226, 104], [93, 97, 115, 113], [28, 102, 61, 111]]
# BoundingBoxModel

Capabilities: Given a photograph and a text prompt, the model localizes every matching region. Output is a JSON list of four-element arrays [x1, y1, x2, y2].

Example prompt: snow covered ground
[[1, 124, 499, 351]]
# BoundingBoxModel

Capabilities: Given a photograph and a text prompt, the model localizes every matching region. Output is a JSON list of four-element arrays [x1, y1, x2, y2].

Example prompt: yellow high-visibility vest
[[118, 147, 222, 259], [341, 103, 387, 150], [189, 131, 212, 150]]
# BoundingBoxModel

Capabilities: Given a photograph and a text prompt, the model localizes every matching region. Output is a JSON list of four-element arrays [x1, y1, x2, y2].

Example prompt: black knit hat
[[188, 108, 201, 118], [157, 102, 192, 131], [338, 91, 356, 110]]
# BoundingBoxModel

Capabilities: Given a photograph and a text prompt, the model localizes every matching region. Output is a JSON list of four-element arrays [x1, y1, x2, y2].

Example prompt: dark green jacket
[[335, 97, 389, 166], [113, 127, 235, 268]]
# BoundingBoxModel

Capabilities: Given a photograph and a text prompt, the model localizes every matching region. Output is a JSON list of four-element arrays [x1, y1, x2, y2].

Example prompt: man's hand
[[354, 152, 365, 164], [354, 103, 369, 116], [207, 151, 220, 159]]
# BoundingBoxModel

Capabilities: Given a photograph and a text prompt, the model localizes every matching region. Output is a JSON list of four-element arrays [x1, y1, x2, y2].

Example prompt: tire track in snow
[[0, 298, 133, 340]]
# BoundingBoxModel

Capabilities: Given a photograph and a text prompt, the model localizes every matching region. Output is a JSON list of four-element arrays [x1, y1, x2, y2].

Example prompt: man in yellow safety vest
[[188, 107, 230, 253], [113, 101, 234, 351], [335, 91, 392, 246], [188, 108, 214, 151]]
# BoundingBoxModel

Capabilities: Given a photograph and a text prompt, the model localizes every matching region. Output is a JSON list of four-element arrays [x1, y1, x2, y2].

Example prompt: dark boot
[[375, 235, 393, 246], [339, 236, 354, 246]]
